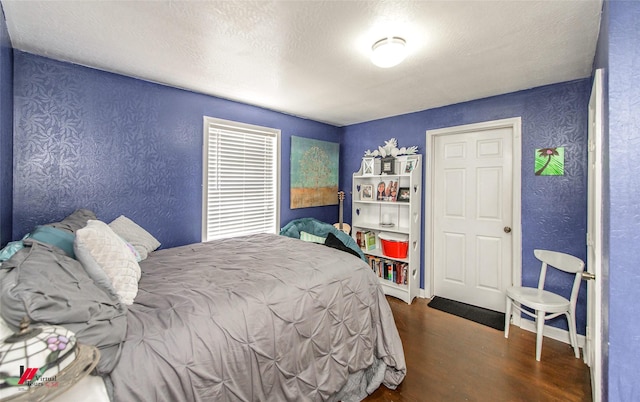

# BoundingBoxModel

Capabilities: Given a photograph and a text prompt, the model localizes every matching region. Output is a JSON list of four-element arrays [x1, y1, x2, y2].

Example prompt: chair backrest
[[534, 249, 585, 274], [533, 249, 585, 309]]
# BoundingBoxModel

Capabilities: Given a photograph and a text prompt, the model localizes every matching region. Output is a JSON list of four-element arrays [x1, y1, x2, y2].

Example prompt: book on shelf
[[402, 263, 408, 285], [394, 262, 408, 285], [356, 230, 374, 251], [366, 254, 409, 286], [367, 256, 380, 277], [364, 231, 376, 251], [382, 259, 389, 280]]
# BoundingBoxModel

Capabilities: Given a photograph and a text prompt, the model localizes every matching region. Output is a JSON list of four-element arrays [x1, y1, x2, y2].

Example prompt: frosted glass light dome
[[371, 37, 407, 68]]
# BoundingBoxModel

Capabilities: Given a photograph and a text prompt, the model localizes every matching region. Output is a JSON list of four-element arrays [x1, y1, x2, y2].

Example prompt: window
[[202, 117, 280, 241]]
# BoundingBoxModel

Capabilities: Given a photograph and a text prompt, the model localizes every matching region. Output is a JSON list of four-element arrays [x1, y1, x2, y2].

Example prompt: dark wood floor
[[365, 297, 592, 402]]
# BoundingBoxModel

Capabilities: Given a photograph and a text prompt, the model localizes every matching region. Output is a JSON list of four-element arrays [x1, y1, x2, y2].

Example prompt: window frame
[[201, 116, 281, 241]]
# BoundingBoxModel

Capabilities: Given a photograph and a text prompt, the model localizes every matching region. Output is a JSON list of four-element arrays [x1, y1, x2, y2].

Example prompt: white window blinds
[[202, 117, 280, 241]]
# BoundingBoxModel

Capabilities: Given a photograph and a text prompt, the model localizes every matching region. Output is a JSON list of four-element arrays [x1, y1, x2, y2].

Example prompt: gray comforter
[[108, 233, 406, 401]]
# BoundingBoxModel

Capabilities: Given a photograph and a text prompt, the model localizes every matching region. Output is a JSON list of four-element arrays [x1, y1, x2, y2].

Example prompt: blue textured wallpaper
[[606, 1, 640, 400], [341, 80, 590, 334], [12, 52, 342, 248], [0, 5, 12, 247]]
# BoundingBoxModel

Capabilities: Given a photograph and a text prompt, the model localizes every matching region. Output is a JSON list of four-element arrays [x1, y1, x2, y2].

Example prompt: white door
[[585, 68, 603, 402], [430, 120, 519, 312]]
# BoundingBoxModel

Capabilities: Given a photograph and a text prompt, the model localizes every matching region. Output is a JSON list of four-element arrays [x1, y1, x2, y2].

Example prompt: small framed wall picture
[[361, 184, 374, 200], [397, 187, 410, 202]]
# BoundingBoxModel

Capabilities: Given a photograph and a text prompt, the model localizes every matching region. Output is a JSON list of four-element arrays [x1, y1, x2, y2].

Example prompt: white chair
[[504, 249, 585, 361]]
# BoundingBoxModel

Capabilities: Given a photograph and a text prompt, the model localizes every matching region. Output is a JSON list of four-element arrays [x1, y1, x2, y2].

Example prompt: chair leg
[[535, 310, 545, 361], [504, 297, 512, 338], [567, 312, 580, 358]]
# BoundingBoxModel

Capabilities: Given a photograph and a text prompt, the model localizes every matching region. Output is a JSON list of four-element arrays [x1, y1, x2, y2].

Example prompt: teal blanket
[[279, 218, 366, 261]]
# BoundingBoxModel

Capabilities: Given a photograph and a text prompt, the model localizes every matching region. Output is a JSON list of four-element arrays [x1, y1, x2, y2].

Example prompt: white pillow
[[108, 216, 160, 260], [75, 220, 141, 305]]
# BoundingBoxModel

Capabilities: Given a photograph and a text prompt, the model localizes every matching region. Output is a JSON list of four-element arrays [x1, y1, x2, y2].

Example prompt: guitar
[[333, 191, 351, 235]]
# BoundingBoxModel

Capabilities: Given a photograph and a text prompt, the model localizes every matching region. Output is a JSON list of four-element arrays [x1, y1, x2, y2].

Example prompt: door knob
[[504, 226, 512, 233], [581, 272, 596, 281]]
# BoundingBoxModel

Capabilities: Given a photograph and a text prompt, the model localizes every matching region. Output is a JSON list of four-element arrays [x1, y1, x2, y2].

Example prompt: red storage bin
[[378, 232, 409, 259]]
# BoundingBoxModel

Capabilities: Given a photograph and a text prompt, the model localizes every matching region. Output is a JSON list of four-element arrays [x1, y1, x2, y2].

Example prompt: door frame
[[424, 118, 522, 320]]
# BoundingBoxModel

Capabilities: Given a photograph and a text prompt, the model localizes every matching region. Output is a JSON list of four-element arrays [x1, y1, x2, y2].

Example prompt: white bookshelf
[[352, 155, 421, 304]]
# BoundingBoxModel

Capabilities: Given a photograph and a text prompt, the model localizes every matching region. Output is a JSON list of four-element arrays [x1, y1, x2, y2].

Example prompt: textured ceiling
[[2, 0, 602, 126]]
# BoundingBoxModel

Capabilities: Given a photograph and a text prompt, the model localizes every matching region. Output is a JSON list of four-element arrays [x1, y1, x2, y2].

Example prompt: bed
[[0, 212, 406, 401]]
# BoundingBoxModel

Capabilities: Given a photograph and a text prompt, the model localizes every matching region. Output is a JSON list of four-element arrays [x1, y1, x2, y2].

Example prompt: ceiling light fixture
[[370, 37, 407, 68]]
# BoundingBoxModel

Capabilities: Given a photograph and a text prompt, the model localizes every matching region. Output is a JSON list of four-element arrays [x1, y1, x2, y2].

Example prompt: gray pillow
[[108, 216, 160, 260], [0, 241, 127, 375], [45, 209, 97, 234]]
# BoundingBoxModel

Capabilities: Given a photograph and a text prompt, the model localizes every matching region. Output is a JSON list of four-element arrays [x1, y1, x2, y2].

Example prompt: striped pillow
[[299, 231, 326, 244]]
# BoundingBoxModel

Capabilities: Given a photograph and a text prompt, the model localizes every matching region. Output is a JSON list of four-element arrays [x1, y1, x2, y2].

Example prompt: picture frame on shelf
[[397, 187, 410, 202], [376, 181, 386, 200], [381, 156, 396, 175], [385, 180, 398, 201], [361, 184, 373, 200], [404, 157, 417, 173]]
